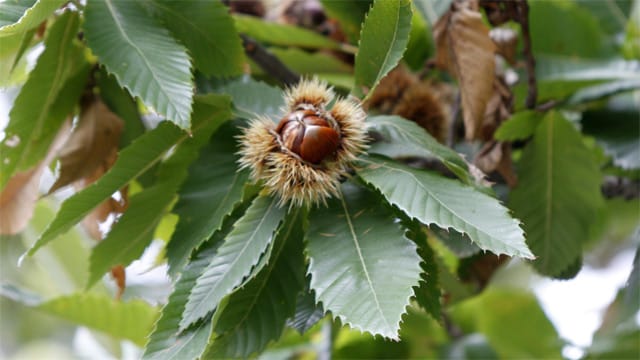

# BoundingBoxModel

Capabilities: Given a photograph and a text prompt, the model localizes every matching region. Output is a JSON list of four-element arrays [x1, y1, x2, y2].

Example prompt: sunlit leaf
[[353, 0, 412, 100], [358, 156, 532, 259], [0, 0, 65, 37], [84, 0, 192, 128], [0, 11, 88, 189], [307, 182, 421, 339]]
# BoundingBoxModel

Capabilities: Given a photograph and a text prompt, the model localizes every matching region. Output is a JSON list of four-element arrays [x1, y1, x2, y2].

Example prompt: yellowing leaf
[[434, 0, 496, 139], [49, 98, 124, 194]]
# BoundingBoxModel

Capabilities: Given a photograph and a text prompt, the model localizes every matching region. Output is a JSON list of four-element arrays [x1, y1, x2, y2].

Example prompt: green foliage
[[307, 183, 422, 340], [84, 0, 193, 128], [28, 121, 184, 256], [0, 11, 87, 188], [353, 0, 412, 99], [452, 288, 563, 359], [366, 115, 471, 184], [205, 209, 305, 358], [510, 111, 605, 277], [234, 14, 342, 51], [0, 0, 65, 37], [359, 156, 532, 259], [180, 195, 286, 330], [2, 1, 637, 359], [146, 0, 244, 77]]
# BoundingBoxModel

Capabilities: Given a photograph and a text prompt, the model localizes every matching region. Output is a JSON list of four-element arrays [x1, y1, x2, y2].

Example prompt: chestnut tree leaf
[[358, 156, 532, 259], [509, 111, 604, 277], [0, 0, 65, 37], [307, 182, 421, 340], [179, 195, 286, 331], [0, 11, 88, 189], [353, 0, 412, 100], [84, 0, 193, 128]]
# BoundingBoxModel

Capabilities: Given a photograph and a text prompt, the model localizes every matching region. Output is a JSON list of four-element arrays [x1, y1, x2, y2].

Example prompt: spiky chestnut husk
[[238, 78, 368, 208]]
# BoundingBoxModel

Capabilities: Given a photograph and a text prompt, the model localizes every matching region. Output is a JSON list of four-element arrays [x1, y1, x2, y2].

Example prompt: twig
[[240, 34, 300, 86], [518, 0, 537, 109]]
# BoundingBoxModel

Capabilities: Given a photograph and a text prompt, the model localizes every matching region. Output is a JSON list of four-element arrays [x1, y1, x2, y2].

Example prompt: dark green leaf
[[405, 223, 441, 321], [270, 48, 352, 75], [307, 182, 421, 340], [205, 209, 305, 358], [568, 79, 640, 106], [27, 121, 184, 256], [358, 156, 532, 259], [529, 0, 614, 58], [87, 95, 232, 287], [287, 287, 325, 335], [0, 0, 65, 36], [84, 0, 193, 128], [147, 0, 244, 77], [353, 0, 412, 100], [166, 122, 249, 276], [320, 0, 371, 43], [144, 206, 245, 360], [494, 111, 542, 142], [180, 195, 286, 330], [1, 11, 87, 189], [510, 111, 605, 276], [234, 14, 343, 50], [366, 115, 471, 184], [96, 68, 146, 148]]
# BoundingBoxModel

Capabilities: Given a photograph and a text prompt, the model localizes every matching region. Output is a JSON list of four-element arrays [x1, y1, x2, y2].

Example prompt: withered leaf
[[0, 122, 71, 235], [434, 0, 496, 140], [49, 98, 124, 194]]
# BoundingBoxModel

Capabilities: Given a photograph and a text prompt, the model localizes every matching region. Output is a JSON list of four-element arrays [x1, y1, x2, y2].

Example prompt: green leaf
[[146, 0, 244, 77], [180, 195, 287, 330], [431, 225, 481, 258], [0, 11, 87, 189], [0, 0, 65, 37], [353, 0, 412, 100], [405, 223, 441, 321], [166, 123, 248, 276], [366, 115, 471, 184], [84, 0, 193, 128], [144, 240, 220, 360], [494, 111, 543, 142], [96, 68, 146, 148], [217, 77, 284, 121], [529, 0, 614, 58], [320, 0, 371, 43], [451, 288, 562, 359], [87, 95, 232, 287], [2, 286, 159, 347], [234, 14, 342, 50], [307, 182, 421, 340], [510, 111, 605, 277], [287, 288, 325, 335], [358, 156, 532, 259], [269, 48, 353, 75], [205, 209, 305, 358], [27, 121, 185, 257], [568, 78, 640, 106]]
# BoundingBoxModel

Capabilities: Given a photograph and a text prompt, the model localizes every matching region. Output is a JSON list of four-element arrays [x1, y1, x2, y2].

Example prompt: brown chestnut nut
[[276, 110, 340, 164]]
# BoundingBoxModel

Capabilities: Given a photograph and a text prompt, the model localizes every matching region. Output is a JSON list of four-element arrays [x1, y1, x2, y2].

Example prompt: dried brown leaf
[[434, 0, 496, 139], [474, 141, 517, 188], [490, 27, 518, 65], [0, 122, 70, 235], [49, 98, 124, 194]]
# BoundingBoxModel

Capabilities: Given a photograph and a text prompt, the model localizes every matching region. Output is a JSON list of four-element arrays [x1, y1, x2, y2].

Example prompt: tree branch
[[240, 34, 300, 86]]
